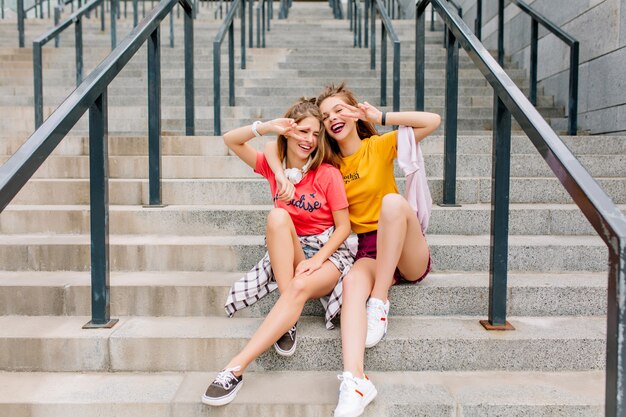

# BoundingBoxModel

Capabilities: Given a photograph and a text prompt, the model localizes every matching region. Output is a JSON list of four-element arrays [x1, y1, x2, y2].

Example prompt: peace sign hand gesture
[[336, 101, 384, 125], [261, 118, 299, 137]]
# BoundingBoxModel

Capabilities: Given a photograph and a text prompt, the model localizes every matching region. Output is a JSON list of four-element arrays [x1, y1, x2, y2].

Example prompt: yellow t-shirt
[[340, 130, 398, 234]]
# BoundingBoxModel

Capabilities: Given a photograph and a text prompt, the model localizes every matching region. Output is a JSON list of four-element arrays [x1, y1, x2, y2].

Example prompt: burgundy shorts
[[355, 229, 432, 285]]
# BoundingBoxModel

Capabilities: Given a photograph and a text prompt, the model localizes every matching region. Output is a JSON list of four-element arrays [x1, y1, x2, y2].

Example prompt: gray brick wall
[[458, 0, 626, 134]]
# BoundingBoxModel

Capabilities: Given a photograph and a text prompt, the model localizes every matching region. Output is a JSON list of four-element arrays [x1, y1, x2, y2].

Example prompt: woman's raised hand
[[263, 118, 299, 137], [356, 101, 384, 125], [337, 101, 383, 125]]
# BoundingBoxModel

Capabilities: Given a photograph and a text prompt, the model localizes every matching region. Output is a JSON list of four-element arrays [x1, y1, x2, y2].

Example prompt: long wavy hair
[[316, 82, 378, 162], [276, 97, 333, 170]]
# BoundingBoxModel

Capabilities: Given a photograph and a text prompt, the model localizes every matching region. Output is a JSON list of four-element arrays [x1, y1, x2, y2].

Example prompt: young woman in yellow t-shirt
[[315, 82, 440, 417]]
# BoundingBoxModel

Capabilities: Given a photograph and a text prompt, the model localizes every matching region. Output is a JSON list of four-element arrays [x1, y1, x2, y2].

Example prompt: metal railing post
[[474, 0, 481, 40], [441, 26, 458, 206], [415, 3, 425, 111], [148, 26, 162, 206], [33, 43, 44, 128], [262, 0, 266, 47], [348, 0, 352, 28], [364, 0, 369, 47], [529, 18, 537, 105], [248, 0, 252, 47], [380, 26, 387, 106], [75, 17, 83, 86], [169, 9, 174, 47], [101, 0, 105, 31], [568, 41, 579, 135], [185, 0, 194, 135], [240, 0, 245, 68], [606, 240, 626, 417], [83, 90, 118, 329], [256, 1, 260, 47], [392, 39, 399, 112], [228, 21, 235, 106], [482, 93, 513, 331], [370, 0, 375, 69], [54, 6, 61, 46], [111, 0, 117, 48], [497, 0, 504, 66], [213, 39, 221, 135], [18, 0, 25, 47]]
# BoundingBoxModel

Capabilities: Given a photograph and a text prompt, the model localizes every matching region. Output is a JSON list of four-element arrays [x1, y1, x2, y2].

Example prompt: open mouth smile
[[330, 122, 345, 135]]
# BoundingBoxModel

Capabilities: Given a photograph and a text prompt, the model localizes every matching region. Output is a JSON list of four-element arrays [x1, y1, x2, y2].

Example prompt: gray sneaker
[[201, 366, 243, 406], [274, 324, 297, 356]]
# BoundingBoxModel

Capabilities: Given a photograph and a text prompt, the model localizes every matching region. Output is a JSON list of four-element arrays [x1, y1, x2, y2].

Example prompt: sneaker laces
[[214, 366, 241, 389], [337, 372, 359, 392], [286, 325, 296, 341]]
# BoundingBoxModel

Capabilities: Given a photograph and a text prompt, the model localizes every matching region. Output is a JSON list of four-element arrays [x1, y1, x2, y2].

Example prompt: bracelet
[[381, 111, 387, 126], [251, 120, 263, 137]]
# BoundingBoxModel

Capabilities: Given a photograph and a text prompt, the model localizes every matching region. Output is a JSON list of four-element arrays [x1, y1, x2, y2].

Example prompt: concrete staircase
[[0, 1, 623, 415]]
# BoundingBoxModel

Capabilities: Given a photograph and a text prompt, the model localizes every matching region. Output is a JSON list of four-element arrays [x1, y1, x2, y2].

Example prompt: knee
[[285, 276, 310, 302], [380, 194, 409, 221], [342, 270, 365, 293], [266, 208, 291, 231]]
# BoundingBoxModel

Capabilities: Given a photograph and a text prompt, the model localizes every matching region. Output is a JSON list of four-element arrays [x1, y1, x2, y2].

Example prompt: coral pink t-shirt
[[255, 152, 349, 236]]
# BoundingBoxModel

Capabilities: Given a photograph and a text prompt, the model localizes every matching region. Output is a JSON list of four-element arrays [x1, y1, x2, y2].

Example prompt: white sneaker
[[365, 297, 389, 348], [333, 371, 377, 417]]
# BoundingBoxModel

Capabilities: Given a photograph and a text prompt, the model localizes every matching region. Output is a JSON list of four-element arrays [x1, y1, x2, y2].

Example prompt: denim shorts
[[302, 244, 317, 260], [355, 229, 431, 285]]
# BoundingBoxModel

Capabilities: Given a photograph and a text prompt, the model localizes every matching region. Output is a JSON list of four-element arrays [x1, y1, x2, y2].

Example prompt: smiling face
[[285, 116, 320, 167], [319, 96, 356, 142]]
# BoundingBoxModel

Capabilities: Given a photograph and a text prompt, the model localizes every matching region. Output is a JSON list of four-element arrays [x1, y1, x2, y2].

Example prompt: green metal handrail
[[33, 0, 108, 128], [212, 0, 245, 135], [0, 0, 195, 329], [416, 1, 626, 415], [500, 0, 579, 135]]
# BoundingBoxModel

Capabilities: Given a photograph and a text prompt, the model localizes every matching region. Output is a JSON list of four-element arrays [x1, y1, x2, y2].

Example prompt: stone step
[[0, 370, 604, 416], [0, 117, 529, 135], [4, 134, 620, 157], [0, 234, 608, 272], [6, 177, 625, 205], [0, 271, 607, 317], [1, 203, 619, 236], [0, 315, 605, 372], [1, 152, 622, 179], [0, 75, 532, 96], [0, 91, 557, 109]]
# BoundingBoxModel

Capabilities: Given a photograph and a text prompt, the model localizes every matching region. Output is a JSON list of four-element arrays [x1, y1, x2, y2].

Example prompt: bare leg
[[340, 259, 376, 378], [370, 194, 430, 302], [225, 262, 341, 374], [265, 208, 306, 294]]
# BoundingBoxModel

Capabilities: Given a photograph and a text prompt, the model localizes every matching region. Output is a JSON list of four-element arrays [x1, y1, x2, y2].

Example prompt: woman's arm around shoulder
[[264, 141, 295, 202], [223, 118, 298, 169]]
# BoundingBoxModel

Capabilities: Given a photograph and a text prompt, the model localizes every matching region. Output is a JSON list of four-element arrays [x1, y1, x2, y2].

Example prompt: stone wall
[[457, 0, 626, 134]]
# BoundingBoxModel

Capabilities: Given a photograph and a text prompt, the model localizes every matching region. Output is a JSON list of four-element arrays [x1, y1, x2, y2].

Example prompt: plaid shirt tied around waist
[[224, 227, 356, 330]]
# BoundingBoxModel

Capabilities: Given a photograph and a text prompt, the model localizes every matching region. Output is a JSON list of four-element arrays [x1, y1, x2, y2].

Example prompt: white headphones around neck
[[283, 157, 312, 184]]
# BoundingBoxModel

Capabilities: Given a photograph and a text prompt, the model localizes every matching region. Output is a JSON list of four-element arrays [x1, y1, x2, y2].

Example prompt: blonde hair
[[316, 82, 379, 161], [276, 97, 337, 170]]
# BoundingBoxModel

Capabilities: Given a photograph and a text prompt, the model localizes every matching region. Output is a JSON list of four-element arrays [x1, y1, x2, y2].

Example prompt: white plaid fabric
[[224, 227, 357, 330]]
